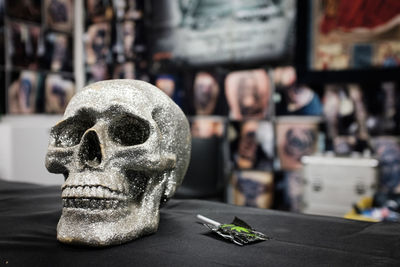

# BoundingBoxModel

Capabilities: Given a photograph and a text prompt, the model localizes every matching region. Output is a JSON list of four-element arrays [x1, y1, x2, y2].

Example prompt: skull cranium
[[45, 80, 191, 246]]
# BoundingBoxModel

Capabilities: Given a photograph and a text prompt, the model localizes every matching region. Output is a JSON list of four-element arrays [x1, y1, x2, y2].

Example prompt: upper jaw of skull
[[59, 169, 166, 213]]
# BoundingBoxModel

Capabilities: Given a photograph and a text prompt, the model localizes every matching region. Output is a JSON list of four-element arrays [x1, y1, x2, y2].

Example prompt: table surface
[[0, 179, 399, 267]]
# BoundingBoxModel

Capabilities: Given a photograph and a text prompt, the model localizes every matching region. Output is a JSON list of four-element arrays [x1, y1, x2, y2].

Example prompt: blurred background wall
[[1, 0, 400, 219]]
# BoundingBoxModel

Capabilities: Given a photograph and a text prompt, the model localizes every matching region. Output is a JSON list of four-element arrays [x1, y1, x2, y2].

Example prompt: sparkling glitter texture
[[45, 79, 191, 246]]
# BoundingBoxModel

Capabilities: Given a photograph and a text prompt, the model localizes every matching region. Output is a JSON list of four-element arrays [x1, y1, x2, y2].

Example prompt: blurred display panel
[[8, 71, 42, 114], [230, 170, 274, 209], [276, 117, 320, 171], [229, 120, 274, 171], [225, 69, 272, 120], [44, 74, 74, 114], [6, 0, 41, 22], [45, 0, 74, 32], [3, 0, 75, 115], [149, 0, 296, 66]]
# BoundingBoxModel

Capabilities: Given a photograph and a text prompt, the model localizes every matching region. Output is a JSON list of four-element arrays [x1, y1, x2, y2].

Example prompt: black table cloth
[[1, 179, 399, 267]]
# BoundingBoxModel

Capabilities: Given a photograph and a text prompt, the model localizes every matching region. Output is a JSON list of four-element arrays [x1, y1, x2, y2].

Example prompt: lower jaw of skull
[[57, 172, 168, 246], [57, 199, 160, 246]]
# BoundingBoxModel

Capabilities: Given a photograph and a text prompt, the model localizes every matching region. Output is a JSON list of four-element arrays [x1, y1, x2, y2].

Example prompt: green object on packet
[[197, 214, 270, 246]]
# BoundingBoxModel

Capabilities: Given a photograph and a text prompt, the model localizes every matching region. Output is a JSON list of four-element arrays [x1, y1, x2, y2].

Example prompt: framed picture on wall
[[229, 120, 274, 171], [7, 71, 43, 114], [225, 69, 273, 120], [296, 0, 400, 84], [8, 22, 42, 69], [45, 0, 74, 32], [43, 32, 73, 72], [44, 74, 74, 114], [6, 0, 41, 22], [148, 0, 296, 67]]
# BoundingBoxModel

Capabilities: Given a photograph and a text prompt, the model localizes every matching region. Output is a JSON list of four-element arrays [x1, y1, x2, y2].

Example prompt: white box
[[301, 155, 378, 217]]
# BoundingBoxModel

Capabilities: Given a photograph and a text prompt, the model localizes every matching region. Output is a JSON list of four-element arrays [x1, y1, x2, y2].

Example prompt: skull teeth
[[61, 185, 127, 200], [62, 198, 127, 210]]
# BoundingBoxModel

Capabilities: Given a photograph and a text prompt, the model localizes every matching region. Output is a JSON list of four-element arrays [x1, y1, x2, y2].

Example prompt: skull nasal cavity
[[79, 130, 102, 167]]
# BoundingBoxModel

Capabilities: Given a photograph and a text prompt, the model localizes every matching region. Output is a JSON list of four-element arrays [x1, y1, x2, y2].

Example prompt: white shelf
[[0, 115, 64, 185]]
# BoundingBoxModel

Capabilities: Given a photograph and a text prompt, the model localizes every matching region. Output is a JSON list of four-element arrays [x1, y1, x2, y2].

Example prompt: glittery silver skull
[[45, 80, 191, 246]]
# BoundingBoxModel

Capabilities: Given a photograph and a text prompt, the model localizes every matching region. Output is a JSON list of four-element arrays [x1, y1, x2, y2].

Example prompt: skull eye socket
[[109, 115, 150, 146], [51, 112, 96, 147]]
